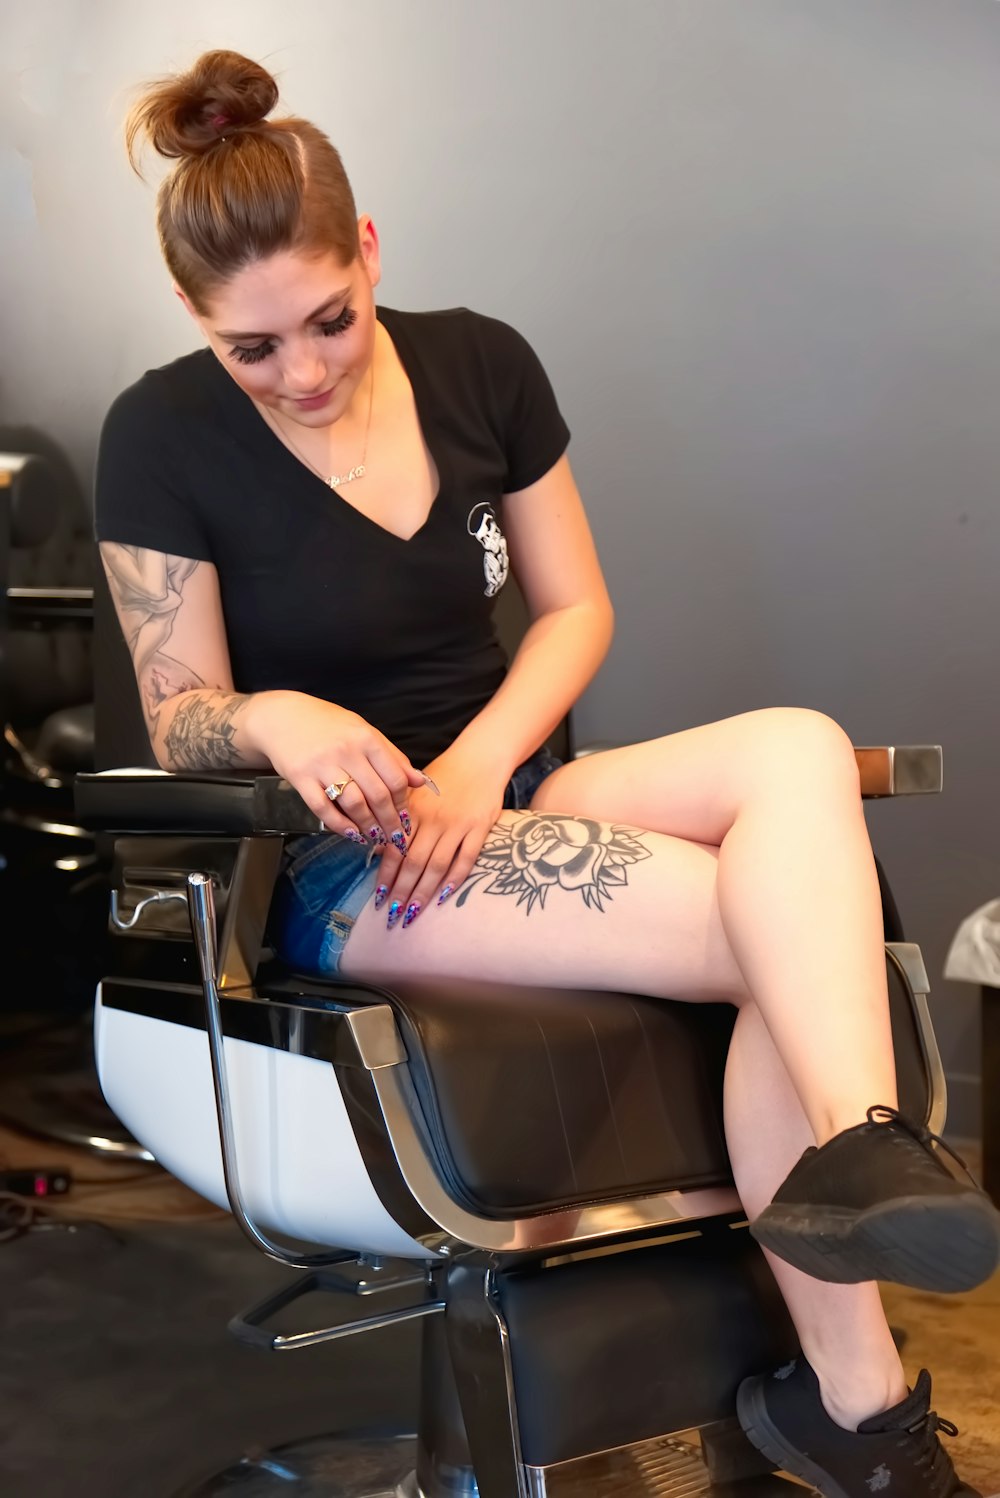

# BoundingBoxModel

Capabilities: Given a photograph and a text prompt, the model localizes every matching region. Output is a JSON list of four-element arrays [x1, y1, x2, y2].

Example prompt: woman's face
[[184, 220, 381, 428]]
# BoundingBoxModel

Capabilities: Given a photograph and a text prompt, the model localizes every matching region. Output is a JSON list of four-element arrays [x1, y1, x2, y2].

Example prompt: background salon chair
[[1, 436, 96, 987], [0, 437, 148, 1157], [76, 581, 948, 1498]]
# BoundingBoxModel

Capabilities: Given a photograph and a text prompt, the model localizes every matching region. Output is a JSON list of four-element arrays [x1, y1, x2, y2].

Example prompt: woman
[[96, 49, 996, 1497]]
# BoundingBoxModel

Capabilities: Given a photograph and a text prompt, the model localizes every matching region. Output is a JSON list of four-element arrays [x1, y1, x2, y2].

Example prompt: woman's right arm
[[99, 542, 426, 836], [100, 542, 257, 770]]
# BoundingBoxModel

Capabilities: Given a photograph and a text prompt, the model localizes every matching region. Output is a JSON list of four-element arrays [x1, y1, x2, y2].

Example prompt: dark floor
[[0, 1212, 422, 1498]]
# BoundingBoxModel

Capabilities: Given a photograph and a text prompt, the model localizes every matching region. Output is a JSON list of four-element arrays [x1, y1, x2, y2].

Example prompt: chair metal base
[[529, 1434, 813, 1496], [0, 1014, 153, 1161], [172, 1431, 814, 1497], [177, 1434, 419, 1497]]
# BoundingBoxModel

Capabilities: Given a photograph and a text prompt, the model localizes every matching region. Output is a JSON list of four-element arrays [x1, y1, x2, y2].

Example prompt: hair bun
[[126, 49, 279, 168]]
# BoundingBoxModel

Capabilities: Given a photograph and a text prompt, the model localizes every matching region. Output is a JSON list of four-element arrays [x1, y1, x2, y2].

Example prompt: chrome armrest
[[853, 746, 942, 798], [574, 742, 943, 799]]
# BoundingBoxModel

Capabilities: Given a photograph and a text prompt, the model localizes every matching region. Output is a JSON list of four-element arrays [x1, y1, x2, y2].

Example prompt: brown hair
[[126, 50, 359, 313]]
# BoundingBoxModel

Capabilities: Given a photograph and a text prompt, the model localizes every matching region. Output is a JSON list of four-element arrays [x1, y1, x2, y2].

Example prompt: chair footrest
[[228, 1258, 444, 1352]]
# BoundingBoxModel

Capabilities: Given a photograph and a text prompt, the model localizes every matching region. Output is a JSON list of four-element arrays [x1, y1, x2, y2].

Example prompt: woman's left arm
[[379, 455, 614, 927], [445, 453, 614, 777]]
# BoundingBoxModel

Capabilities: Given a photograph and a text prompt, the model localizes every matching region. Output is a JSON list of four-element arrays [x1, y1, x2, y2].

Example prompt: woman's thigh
[[340, 809, 748, 1004], [531, 707, 858, 845]]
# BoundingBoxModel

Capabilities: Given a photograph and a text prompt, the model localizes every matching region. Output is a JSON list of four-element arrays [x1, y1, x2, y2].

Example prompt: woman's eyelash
[[320, 306, 358, 337], [228, 307, 358, 366], [230, 341, 275, 366]]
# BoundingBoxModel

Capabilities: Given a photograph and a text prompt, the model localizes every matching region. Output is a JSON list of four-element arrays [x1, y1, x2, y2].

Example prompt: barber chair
[[76, 586, 947, 1497]]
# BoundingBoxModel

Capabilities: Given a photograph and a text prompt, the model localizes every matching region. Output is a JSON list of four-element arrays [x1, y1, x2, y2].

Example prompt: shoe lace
[[867, 1105, 980, 1188], [901, 1405, 961, 1496]]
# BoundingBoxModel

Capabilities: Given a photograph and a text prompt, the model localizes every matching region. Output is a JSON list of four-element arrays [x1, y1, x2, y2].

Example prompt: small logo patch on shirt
[[467, 502, 509, 597], [867, 1465, 891, 1491]]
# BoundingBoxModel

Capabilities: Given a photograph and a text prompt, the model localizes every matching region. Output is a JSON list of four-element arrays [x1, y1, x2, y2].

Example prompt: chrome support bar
[[262, 1298, 444, 1352], [886, 941, 948, 1138], [227, 1261, 444, 1352], [487, 1268, 531, 1498], [234, 1296, 444, 1353], [186, 871, 356, 1270]]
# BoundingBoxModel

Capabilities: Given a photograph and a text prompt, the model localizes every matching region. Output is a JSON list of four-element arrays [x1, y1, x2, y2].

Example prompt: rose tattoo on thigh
[[456, 814, 651, 914]]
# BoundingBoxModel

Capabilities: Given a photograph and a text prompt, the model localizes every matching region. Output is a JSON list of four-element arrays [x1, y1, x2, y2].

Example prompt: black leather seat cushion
[[380, 953, 931, 1219], [382, 976, 735, 1216]]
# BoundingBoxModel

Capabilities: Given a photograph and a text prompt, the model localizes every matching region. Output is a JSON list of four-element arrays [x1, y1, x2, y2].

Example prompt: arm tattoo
[[140, 652, 207, 721], [162, 693, 250, 771], [455, 813, 651, 915], [100, 543, 206, 731]]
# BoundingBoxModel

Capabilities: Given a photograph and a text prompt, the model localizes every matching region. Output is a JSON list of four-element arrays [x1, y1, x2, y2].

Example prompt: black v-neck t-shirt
[[95, 306, 570, 764]]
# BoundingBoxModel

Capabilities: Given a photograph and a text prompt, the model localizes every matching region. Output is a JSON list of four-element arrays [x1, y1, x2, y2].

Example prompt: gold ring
[[323, 777, 354, 803]]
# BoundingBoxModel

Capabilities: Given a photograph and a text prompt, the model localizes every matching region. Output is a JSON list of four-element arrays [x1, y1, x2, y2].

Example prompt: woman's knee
[[746, 707, 860, 794]]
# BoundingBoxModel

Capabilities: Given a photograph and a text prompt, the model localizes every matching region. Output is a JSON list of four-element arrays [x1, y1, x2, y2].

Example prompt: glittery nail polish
[[391, 831, 408, 856], [374, 884, 389, 911], [343, 828, 368, 845], [369, 826, 387, 845], [437, 884, 454, 906], [386, 900, 403, 930], [399, 809, 412, 836], [402, 902, 421, 929]]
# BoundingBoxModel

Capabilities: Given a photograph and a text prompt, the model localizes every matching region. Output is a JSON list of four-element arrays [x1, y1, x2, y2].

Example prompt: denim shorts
[[269, 747, 562, 979]]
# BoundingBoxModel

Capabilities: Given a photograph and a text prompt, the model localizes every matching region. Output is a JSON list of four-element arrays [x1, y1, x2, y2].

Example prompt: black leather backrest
[[94, 557, 157, 770]]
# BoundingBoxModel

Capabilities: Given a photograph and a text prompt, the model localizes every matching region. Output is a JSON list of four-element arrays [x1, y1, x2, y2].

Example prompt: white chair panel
[[95, 991, 437, 1260]]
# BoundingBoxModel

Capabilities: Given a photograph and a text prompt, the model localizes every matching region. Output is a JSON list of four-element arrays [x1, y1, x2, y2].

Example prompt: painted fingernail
[[437, 884, 454, 906], [343, 828, 368, 845], [374, 884, 389, 911], [386, 899, 403, 930], [369, 826, 387, 845], [422, 775, 441, 796], [402, 901, 421, 929], [391, 831, 408, 856], [399, 809, 412, 836]]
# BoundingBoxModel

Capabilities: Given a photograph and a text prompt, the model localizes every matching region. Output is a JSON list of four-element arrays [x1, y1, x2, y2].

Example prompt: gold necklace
[[264, 360, 375, 488]]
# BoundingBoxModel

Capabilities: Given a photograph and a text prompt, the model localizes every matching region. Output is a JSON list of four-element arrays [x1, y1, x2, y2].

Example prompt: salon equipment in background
[[0, 431, 145, 1162]]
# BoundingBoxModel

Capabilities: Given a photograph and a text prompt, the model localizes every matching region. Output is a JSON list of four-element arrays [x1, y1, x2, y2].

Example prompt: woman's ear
[[357, 215, 382, 290], [173, 285, 203, 327]]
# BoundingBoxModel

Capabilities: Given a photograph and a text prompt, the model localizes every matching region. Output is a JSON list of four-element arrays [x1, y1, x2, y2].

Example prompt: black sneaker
[[737, 1355, 980, 1497], [750, 1106, 1000, 1293]]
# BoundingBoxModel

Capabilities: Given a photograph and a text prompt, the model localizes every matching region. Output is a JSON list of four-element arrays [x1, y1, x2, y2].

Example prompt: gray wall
[[4, 0, 998, 1136]]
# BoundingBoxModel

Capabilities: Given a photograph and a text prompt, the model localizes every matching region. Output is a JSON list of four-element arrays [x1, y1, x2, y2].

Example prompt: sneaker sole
[[736, 1375, 850, 1498], [750, 1191, 1000, 1293]]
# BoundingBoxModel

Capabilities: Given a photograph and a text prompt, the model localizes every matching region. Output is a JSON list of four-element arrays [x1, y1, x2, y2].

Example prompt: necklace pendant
[[329, 463, 366, 488]]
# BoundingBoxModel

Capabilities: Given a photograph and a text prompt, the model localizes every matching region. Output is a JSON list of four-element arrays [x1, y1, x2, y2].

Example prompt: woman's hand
[[246, 690, 428, 847], [373, 748, 508, 930]]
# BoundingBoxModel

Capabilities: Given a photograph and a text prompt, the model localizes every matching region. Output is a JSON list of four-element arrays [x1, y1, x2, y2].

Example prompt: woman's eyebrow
[[216, 287, 352, 341]]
